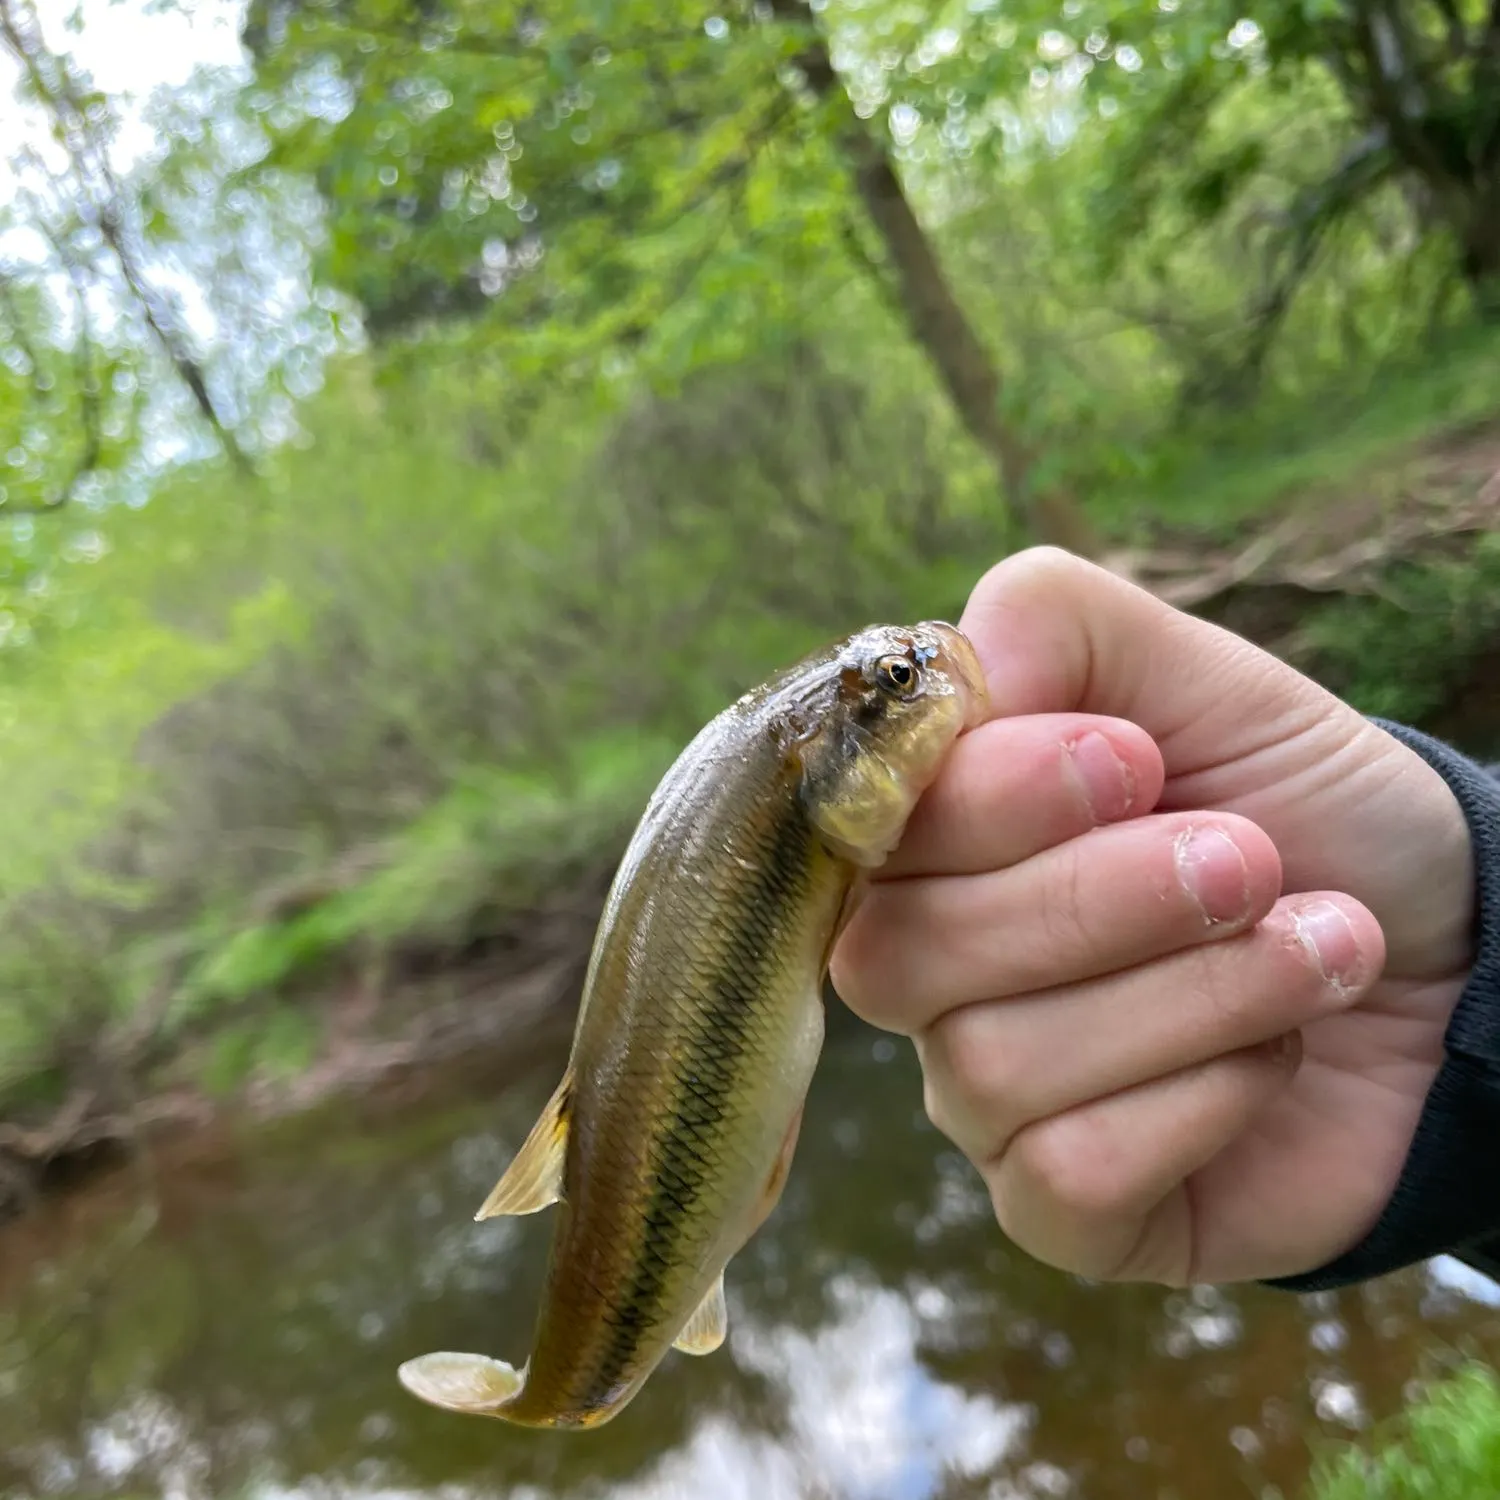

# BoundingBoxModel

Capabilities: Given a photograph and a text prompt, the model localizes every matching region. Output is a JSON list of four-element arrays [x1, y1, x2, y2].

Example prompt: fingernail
[[1174, 826, 1249, 925], [1064, 732, 1135, 823], [1291, 900, 1360, 992]]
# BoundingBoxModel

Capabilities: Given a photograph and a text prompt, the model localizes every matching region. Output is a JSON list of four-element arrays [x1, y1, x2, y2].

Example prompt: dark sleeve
[[1266, 720, 1500, 1292]]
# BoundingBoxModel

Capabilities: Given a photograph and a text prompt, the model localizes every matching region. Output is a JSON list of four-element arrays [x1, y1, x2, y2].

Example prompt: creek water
[[2, 1015, 1498, 1500]]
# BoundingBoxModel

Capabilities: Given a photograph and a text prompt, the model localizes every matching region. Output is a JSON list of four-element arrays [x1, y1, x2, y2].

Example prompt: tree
[[1096, 0, 1500, 338], [240, 0, 1104, 551]]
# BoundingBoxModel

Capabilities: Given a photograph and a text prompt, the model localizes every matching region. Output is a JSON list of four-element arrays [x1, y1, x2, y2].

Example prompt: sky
[[0, 0, 246, 194]]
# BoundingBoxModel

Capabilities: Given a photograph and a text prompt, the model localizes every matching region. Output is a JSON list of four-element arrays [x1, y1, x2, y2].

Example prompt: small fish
[[397, 622, 988, 1430]]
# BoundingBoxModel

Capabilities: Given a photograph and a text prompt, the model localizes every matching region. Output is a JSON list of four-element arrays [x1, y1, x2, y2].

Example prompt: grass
[[1308, 1364, 1500, 1500]]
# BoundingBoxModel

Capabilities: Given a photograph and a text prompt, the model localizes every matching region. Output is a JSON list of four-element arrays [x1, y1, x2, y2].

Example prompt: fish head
[[787, 620, 989, 868]]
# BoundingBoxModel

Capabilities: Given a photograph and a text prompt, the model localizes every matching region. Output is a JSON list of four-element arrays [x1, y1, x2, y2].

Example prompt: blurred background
[[1, 0, 1499, 1496]]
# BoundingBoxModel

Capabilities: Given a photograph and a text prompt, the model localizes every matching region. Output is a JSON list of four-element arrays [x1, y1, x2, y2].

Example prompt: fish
[[396, 621, 988, 1430]]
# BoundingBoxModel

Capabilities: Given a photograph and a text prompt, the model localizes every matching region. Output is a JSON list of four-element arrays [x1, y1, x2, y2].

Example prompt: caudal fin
[[398, 1351, 525, 1415]]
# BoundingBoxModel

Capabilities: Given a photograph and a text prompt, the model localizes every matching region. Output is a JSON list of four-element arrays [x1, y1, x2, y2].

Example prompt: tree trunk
[[766, 0, 1102, 558], [1461, 188, 1500, 318]]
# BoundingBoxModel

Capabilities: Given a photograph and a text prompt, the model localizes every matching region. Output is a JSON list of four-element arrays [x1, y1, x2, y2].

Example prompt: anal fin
[[673, 1273, 727, 1356], [474, 1069, 572, 1221]]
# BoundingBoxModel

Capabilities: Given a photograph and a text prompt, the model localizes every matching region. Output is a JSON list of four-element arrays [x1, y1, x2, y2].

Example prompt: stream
[[2, 1014, 1498, 1500]]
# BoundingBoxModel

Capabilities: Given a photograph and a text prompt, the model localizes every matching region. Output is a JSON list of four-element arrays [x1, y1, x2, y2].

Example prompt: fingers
[[915, 892, 1383, 1165], [834, 811, 1283, 1035], [957, 547, 1472, 978], [882, 712, 1164, 878], [983, 1038, 1301, 1284]]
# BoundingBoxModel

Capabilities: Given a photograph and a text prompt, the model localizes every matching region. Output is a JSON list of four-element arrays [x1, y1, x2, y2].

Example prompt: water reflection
[[730, 1274, 1032, 1499], [2, 1024, 1499, 1500]]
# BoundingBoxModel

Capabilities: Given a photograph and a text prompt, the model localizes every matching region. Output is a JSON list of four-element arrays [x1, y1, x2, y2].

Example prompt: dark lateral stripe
[[588, 792, 812, 1388]]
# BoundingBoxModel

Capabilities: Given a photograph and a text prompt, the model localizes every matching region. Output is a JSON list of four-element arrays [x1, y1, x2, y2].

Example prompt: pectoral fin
[[398, 1351, 525, 1415], [474, 1070, 571, 1221], [672, 1274, 727, 1356], [747, 1103, 804, 1239]]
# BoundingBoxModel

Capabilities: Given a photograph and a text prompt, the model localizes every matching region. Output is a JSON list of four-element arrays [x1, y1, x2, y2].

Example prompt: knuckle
[[927, 1006, 1010, 1116], [921, 1008, 1030, 1154], [1014, 544, 1096, 585], [920, 1070, 967, 1147], [1006, 1111, 1133, 1225]]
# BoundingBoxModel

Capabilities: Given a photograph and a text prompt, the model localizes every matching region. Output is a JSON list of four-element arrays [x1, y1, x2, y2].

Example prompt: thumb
[[960, 547, 1343, 776], [958, 548, 1471, 978]]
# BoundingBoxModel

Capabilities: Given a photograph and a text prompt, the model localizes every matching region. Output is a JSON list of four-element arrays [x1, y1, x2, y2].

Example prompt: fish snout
[[921, 621, 991, 728]]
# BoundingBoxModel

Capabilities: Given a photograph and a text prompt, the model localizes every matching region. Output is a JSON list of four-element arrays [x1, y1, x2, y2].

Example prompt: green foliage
[[1299, 540, 1500, 726], [1094, 320, 1500, 538], [175, 733, 680, 1019], [0, 325, 1001, 1101], [1308, 1365, 1500, 1500], [242, 0, 846, 374], [200, 1007, 318, 1095], [235, 0, 1481, 439]]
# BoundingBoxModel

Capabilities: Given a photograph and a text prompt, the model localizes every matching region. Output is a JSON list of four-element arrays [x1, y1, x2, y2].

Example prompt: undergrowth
[[1307, 1364, 1500, 1500]]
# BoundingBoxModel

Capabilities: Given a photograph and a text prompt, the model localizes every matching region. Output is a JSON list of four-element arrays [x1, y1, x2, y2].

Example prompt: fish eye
[[874, 654, 920, 696]]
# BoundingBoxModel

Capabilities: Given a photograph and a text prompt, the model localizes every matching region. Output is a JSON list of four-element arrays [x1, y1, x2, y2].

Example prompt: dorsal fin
[[474, 1070, 572, 1220]]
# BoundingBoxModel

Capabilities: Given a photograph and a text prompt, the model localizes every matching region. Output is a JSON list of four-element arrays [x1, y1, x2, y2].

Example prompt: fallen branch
[[1107, 467, 1500, 612]]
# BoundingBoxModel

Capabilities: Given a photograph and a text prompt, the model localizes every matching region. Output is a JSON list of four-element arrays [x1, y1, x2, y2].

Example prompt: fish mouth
[[920, 621, 991, 728]]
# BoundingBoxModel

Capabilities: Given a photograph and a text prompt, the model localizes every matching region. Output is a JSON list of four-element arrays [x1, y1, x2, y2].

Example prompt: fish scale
[[396, 621, 988, 1429]]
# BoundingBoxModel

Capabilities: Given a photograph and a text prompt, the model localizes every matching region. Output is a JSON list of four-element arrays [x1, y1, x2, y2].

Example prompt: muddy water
[[1, 1017, 1498, 1500]]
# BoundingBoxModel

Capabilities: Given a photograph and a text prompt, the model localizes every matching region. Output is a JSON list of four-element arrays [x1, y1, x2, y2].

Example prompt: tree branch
[[1429, 0, 1469, 62], [1343, 0, 1458, 189], [0, 0, 251, 474], [760, 0, 1100, 554], [0, 206, 104, 513], [1236, 130, 1397, 386]]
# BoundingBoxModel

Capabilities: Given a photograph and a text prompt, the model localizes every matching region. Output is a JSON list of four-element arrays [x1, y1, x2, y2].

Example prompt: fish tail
[[398, 1351, 526, 1418]]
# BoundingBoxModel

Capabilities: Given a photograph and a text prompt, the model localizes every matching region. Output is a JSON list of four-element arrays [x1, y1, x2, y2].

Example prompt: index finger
[[882, 711, 1163, 878]]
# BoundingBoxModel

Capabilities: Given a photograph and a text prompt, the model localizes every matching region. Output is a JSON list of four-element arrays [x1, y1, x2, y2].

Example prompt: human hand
[[831, 548, 1476, 1285]]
